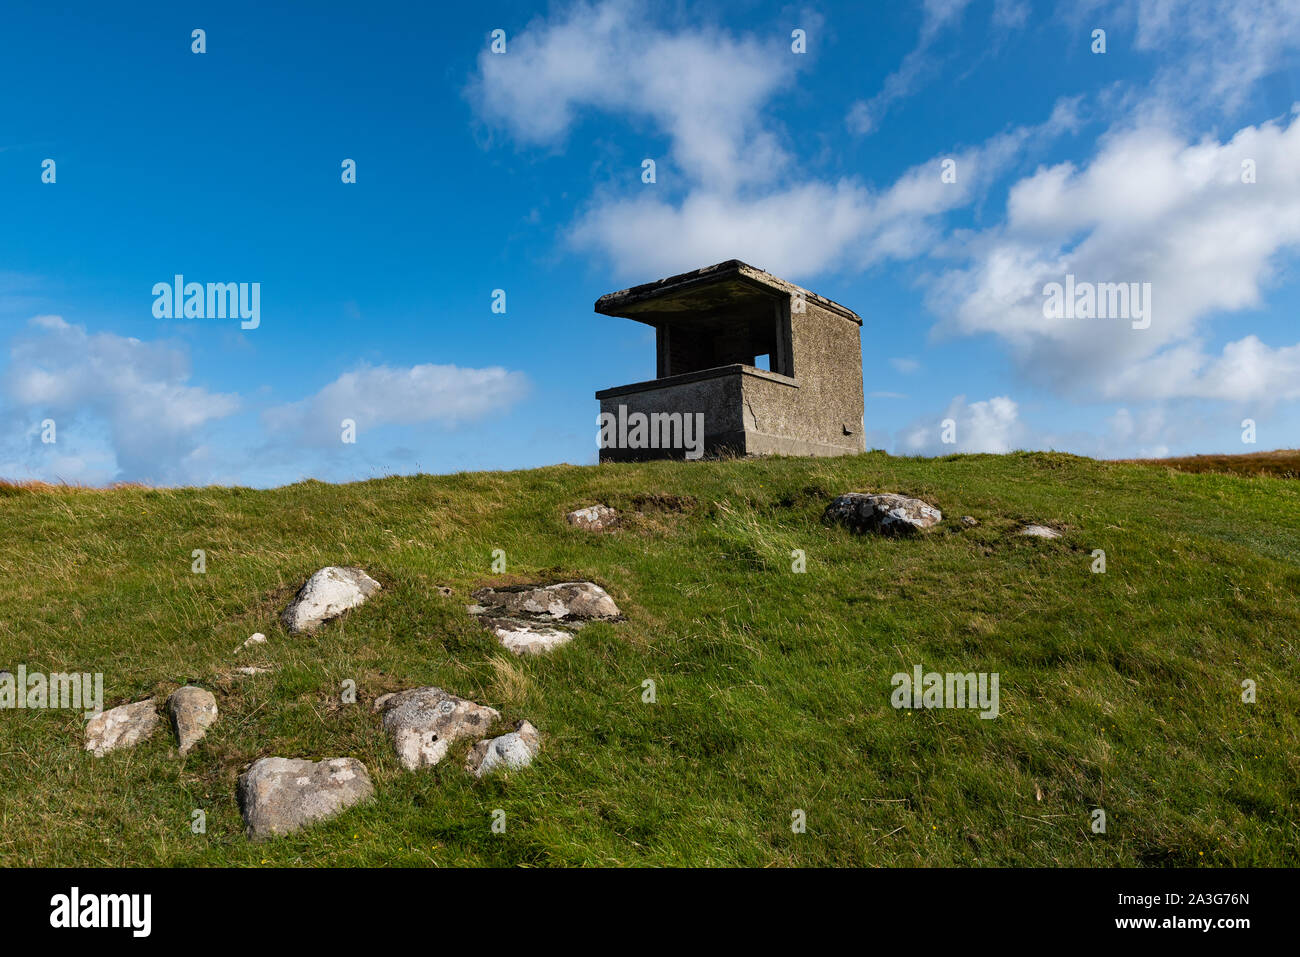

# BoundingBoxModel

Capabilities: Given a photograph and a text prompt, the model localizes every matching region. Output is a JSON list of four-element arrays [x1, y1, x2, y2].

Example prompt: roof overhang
[[593, 260, 862, 326]]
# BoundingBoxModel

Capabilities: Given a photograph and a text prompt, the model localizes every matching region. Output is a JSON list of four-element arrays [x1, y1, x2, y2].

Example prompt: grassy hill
[[1, 451, 1296, 867]]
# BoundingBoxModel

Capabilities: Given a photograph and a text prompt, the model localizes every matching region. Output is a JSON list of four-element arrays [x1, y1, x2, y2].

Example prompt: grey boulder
[[282, 566, 381, 634], [166, 685, 218, 754], [470, 582, 621, 622], [823, 493, 942, 536], [467, 720, 541, 777], [374, 687, 500, 770], [238, 757, 374, 840], [84, 699, 158, 757], [469, 581, 621, 656]]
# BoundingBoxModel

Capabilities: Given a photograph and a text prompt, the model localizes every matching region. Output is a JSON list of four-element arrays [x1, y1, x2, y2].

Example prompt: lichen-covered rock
[[1020, 524, 1062, 539], [281, 566, 381, 634], [375, 687, 500, 770], [84, 699, 158, 757], [566, 504, 618, 531], [166, 685, 218, 754], [467, 720, 540, 777], [237, 757, 374, 840], [483, 618, 575, 655], [961, 516, 979, 527], [823, 493, 942, 536], [470, 582, 621, 622]]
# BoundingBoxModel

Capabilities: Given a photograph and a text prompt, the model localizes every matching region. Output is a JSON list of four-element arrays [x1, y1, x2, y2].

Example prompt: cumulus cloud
[[567, 100, 1080, 280], [469, 0, 794, 191], [927, 107, 1300, 402], [897, 394, 1025, 454], [0, 318, 531, 485], [2, 316, 239, 483], [262, 363, 530, 447], [472, 0, 1079, 282]]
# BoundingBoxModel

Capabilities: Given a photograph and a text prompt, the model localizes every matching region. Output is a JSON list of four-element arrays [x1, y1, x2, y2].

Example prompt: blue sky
[[1, 0, 1297, 486]]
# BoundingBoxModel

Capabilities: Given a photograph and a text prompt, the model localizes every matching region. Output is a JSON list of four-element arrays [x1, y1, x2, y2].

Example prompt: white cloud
[[1132, 0, 1300, 112], [568, 101, 1080, 280], [928, 107, 1300, 402], [2, 316, 239, 483], [262, 363, 530, 448], [468, 0, 795, 191], [898, 394, 1025, 454], [890, 357, 921, 374]]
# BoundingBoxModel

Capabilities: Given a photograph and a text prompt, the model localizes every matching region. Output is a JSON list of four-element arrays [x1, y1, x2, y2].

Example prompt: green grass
[[1, 451, 1297, 867]]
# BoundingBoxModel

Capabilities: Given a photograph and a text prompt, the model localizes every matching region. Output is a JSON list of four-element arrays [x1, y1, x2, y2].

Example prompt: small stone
[[467, 720, 541, 777], [566, 504, 618, 531], [242, 632, 267, 649], [961, 516, 979, 527], [376, 687, 500, 771], [1020, 524, 1062, 539], [435, 586, 453, 597], [237, 757, 374, 840], [281, 566, 381, 634], [233, 666, 274, 676], [823, 492, 942, 536], [85, 699, 158, 757], [166, 686, 218, 754]]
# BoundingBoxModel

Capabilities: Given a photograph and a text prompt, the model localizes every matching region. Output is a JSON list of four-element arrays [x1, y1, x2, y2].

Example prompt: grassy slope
[[0, 452, 1296, 867]]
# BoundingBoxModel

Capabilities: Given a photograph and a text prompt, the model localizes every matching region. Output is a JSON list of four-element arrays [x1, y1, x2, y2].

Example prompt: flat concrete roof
[[594, 260, 862, 326]]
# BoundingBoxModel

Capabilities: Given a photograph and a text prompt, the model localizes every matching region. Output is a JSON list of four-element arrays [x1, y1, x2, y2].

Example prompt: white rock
[[1020, 524, 1062, 539], [242, 632, 267, 649], [489, 619, 575, 655], [85, 699, 158, 757], [467, 720, 541, 777], [566, 504, 618, 531], [281, 566, 381, 634], [823, 492, 942, 536], [376, 687, 500, 771]]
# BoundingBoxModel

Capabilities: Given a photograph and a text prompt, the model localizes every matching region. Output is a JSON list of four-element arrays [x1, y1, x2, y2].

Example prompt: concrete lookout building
[[594, 260, 865, 461]]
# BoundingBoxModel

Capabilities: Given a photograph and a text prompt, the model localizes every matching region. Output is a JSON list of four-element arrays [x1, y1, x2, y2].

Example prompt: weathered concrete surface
[[823, 492, 942, 536], [281, 566, 381, 634], [85, 699, 158, 757], [374, 687, 500, 770], [467, 720, 541, 777], [237, 757, 374, 840], [166, 685, 218, 754]]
